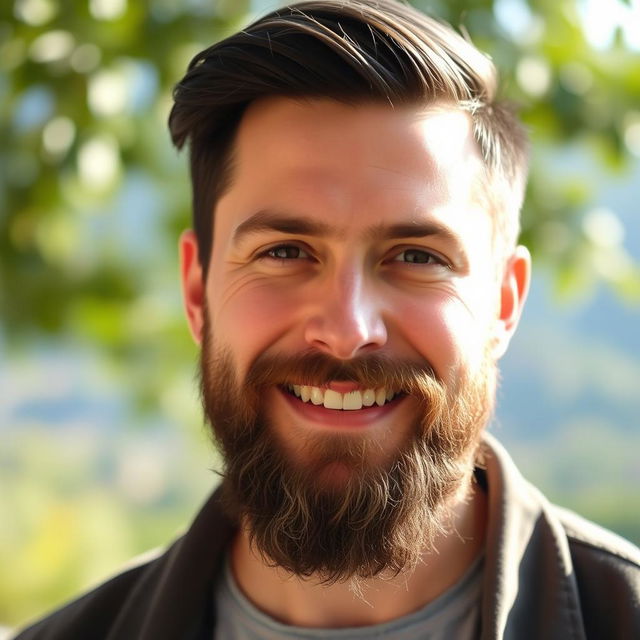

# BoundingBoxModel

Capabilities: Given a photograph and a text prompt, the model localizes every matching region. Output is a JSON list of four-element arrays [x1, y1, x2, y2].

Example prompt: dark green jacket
[[14, 434, 640, 639]]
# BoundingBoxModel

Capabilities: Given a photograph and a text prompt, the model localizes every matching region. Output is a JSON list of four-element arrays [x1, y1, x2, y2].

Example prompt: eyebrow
[[365, 221, 462, 246], [232, 209, 464, 250], [233, 209, 333, 243]]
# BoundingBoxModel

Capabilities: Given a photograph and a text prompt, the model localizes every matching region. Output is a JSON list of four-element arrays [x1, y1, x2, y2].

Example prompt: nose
[[303, 270, 388, 360]]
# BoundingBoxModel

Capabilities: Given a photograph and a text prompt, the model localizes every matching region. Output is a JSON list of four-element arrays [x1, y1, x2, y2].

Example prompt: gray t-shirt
[[213, 553, 483, 639]]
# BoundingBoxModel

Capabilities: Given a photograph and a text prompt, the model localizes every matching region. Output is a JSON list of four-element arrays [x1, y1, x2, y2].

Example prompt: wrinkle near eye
[[215, 271, 286, 312]]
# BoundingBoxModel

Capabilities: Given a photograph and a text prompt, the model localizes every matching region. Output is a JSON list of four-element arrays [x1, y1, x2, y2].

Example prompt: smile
[[283, 384, 401, 411]]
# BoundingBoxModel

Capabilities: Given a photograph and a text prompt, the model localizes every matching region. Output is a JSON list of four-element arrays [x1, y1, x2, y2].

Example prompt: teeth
[[343, 391, 363, 411], [310, 387, 323, 405], [362, 389, 375, 406], [286, 385, 399, 410], [323, 389, 343, 410]]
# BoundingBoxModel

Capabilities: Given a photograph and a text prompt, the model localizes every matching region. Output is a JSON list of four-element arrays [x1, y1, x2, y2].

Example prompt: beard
[[199, 315, 495, 585]]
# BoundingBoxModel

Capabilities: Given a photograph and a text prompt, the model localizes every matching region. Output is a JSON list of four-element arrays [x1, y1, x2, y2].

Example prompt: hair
[[169, 0, 529, 275], [199, 325, 494, 584]]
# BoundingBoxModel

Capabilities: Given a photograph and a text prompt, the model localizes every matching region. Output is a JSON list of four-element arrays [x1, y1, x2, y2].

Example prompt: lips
[[283, 383, 399, 410]]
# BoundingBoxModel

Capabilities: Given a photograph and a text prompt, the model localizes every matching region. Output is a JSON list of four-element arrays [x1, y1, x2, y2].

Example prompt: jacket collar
[[118, 433, 588, 639], [479, 433, 586, 639]]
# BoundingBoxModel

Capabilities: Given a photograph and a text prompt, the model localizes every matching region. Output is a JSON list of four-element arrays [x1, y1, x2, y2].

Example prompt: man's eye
[[393, 249, 443, 265], [264, 245, 310, 260]]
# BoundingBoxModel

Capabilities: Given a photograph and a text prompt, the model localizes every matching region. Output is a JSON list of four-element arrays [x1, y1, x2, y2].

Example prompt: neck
[[229, 477, 487, 628]]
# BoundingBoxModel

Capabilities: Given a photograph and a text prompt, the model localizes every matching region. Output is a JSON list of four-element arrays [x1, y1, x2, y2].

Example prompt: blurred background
[[1, 0, 639, 632]]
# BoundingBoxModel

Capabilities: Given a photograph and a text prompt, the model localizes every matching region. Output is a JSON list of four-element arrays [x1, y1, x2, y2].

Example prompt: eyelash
[[261, 244, 311, 262], [259, 244, 449, 268], [392, 248, 448, 266]]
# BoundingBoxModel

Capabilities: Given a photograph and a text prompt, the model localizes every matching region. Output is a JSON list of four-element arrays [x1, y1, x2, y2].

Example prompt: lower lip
[[278, 387, 404, 429]]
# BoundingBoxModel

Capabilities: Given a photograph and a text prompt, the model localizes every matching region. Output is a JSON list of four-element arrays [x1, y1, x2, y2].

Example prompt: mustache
[[244, 349, 444, 398]]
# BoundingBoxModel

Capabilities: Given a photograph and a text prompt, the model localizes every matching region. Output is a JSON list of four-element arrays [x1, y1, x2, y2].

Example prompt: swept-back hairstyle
[[169, 0, 528, 274]]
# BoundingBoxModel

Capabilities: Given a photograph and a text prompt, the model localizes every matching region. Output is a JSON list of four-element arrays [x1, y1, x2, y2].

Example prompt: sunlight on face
[[179, 97, 529, 580], [205, 98, 503, 449]]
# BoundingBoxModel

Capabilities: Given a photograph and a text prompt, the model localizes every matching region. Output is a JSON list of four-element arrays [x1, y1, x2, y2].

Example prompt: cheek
[[393, 294, 491, 381], [207, 279, 298, 372]]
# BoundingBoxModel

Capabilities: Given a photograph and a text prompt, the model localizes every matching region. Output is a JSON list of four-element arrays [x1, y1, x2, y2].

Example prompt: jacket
[[13, 433, 640, 639]]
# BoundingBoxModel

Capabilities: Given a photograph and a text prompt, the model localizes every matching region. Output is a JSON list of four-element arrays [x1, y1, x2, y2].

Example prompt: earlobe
[[179, 229, 205, 345], [493, 244, 531, 359]]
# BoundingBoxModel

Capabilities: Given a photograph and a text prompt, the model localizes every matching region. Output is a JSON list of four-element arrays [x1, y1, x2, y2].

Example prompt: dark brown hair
[[169, 0, 528, 275]]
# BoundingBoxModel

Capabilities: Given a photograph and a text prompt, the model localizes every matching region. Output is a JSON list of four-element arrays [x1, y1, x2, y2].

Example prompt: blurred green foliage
[[2, 0, 640, 403], [0, 420, 217, 626], [2, 0, 640, 630]]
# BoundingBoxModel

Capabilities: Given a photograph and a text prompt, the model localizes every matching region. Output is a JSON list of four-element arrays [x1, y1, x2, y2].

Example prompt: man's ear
[[179, 229, 205, 345], [492, 244, 531, 359]]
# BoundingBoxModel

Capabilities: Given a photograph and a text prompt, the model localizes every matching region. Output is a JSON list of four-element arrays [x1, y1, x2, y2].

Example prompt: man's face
[[180, 97, 529, 581]]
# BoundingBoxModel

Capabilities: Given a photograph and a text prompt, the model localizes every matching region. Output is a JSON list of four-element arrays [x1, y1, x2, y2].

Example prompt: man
[[15, 0, 640, 638]]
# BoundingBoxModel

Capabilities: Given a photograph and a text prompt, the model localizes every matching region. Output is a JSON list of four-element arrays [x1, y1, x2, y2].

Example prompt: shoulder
[[554, 506, 640, 637], [12, 488, 234, 640], [557, 505, 640, 569], [12, 548, 164, 640]]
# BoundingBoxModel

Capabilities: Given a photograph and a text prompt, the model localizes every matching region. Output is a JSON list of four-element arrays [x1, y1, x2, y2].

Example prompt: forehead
[[215, 97, 489, 241], [235, 97, 481, 177]]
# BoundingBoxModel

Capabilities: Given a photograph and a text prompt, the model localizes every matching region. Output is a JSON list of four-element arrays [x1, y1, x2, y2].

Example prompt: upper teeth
[[287, 385, 397, 410]]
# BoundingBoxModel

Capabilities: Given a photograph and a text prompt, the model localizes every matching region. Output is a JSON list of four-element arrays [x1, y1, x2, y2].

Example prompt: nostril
[[303, 322, 387, 360]]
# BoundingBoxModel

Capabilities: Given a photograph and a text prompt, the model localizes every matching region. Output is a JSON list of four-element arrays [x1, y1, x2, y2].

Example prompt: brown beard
[[199, 316, 495, 585]]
